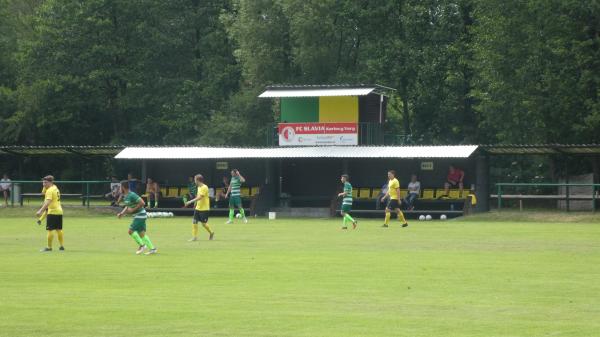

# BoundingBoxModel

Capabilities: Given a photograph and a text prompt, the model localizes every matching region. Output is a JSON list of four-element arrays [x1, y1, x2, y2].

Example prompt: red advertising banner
[[278, 123, 358, 146]]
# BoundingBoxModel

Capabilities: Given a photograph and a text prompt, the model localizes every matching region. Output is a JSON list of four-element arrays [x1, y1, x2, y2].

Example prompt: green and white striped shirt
[[123, 191, 147, 218], [342, 182, 353, 205], [230, 176, 242, 197]]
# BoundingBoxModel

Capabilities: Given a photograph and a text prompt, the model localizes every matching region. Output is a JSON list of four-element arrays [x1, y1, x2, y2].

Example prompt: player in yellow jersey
[[184, 174, 214, 241], [36, 175, 65, 252], [380, 170, 408, 228]]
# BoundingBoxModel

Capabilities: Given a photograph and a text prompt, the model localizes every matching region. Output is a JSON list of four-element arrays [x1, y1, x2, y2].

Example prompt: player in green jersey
[[118, 181, 157, 255], [338, 174, 357, 230], [225, 169, 248, 224]]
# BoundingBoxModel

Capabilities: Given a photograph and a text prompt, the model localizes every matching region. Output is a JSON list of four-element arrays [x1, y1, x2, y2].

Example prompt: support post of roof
[[592, 155, 599, 185], [141, 160, 147, 183], [475, 154, 489, 212], [265, 159, 271, 185], [277, 159, 282, 206]]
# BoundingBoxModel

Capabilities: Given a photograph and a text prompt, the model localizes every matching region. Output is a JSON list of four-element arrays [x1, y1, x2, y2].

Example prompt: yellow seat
[[180, 187, 189, 197], [250, 187, 260, 196], [371, 188, 384, 199], [167, 187, 179, 197], [436, 189, 448, 198], [399, 189, 408, 198], [448, 189, 462, 199], [422, 189, 435, 199], [159, 187, 168, 197], [351, 189, 359, 198], [240, 187, 250, 197], [358, 188, 371, 199]]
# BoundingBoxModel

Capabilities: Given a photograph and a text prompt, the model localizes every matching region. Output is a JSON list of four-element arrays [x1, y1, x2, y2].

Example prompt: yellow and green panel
[[280, 97, 358, 123]]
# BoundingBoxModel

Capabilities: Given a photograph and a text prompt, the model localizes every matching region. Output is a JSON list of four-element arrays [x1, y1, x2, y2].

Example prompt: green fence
[[495, 183, 600, 212], [5, 180, 112, 208]]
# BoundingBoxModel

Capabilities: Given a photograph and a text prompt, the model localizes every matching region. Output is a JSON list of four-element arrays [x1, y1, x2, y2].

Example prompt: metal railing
[[495, 183, 600, 212], [5, 180, 111, 208]]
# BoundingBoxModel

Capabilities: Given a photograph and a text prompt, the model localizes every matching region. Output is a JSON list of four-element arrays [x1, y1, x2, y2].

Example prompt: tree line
[[0, 0, 598, 147]]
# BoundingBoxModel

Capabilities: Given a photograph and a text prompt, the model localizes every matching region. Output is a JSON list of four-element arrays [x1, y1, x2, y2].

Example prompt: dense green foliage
[[0, 0, 598, 146], [1, 213, 600, 336]]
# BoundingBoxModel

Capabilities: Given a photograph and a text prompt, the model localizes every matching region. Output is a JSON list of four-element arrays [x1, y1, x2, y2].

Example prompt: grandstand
[[114, 145, 482, 218]]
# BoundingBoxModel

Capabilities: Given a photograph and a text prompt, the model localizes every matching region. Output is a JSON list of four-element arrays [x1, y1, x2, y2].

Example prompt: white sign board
[[278, 123, 358, 146]]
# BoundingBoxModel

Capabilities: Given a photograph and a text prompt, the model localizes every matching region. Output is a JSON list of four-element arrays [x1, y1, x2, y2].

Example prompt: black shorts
[[386, 199, 401, 210], [193, 210, 209, 224], [46, 214, 63, 230]]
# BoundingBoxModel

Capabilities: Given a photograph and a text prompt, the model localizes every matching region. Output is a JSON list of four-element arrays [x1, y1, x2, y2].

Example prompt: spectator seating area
[[335, 186, 471, 219], [135, 183, 469, 219], [141, 185, 260, 215], [350, 187, 468, 200]]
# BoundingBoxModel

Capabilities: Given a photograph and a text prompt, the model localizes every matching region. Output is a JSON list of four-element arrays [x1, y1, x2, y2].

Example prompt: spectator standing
[[105, 176, 121, 206], [128, 173, 139, 193], [0, 173, 11, 207], [145, 178, 160, 208], [215, 176, 230, 203]]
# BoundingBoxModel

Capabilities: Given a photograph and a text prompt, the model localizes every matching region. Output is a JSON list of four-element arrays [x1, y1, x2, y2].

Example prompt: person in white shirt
[[403, 174, 420, 210], [105, 176, 121, 206], [0, 173, 12, 207]]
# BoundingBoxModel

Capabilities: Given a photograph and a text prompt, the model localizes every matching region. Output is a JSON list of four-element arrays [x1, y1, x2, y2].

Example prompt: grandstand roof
[[0, 145, 124, 156], [4, 144, 599, 158], [480, 144, 600, 155], [115, 145, 479, 160], [258, 84, 395, 98]]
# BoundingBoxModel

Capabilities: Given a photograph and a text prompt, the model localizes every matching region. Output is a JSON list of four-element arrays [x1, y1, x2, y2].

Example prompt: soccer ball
[[419, 215, 426, 221], [440, 214, 447, 220], [235, 213, 242, 219], [425, 215, 432, 221]]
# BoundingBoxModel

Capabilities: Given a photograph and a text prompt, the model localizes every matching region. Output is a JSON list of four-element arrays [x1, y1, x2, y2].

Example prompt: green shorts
[[129, 217, 147, 233], [229, 196, 242, 208], [341, 204, 352, 213]]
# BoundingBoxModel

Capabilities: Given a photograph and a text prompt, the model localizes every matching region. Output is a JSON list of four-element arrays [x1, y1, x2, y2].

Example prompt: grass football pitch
[[1, 208, 599, 337]]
